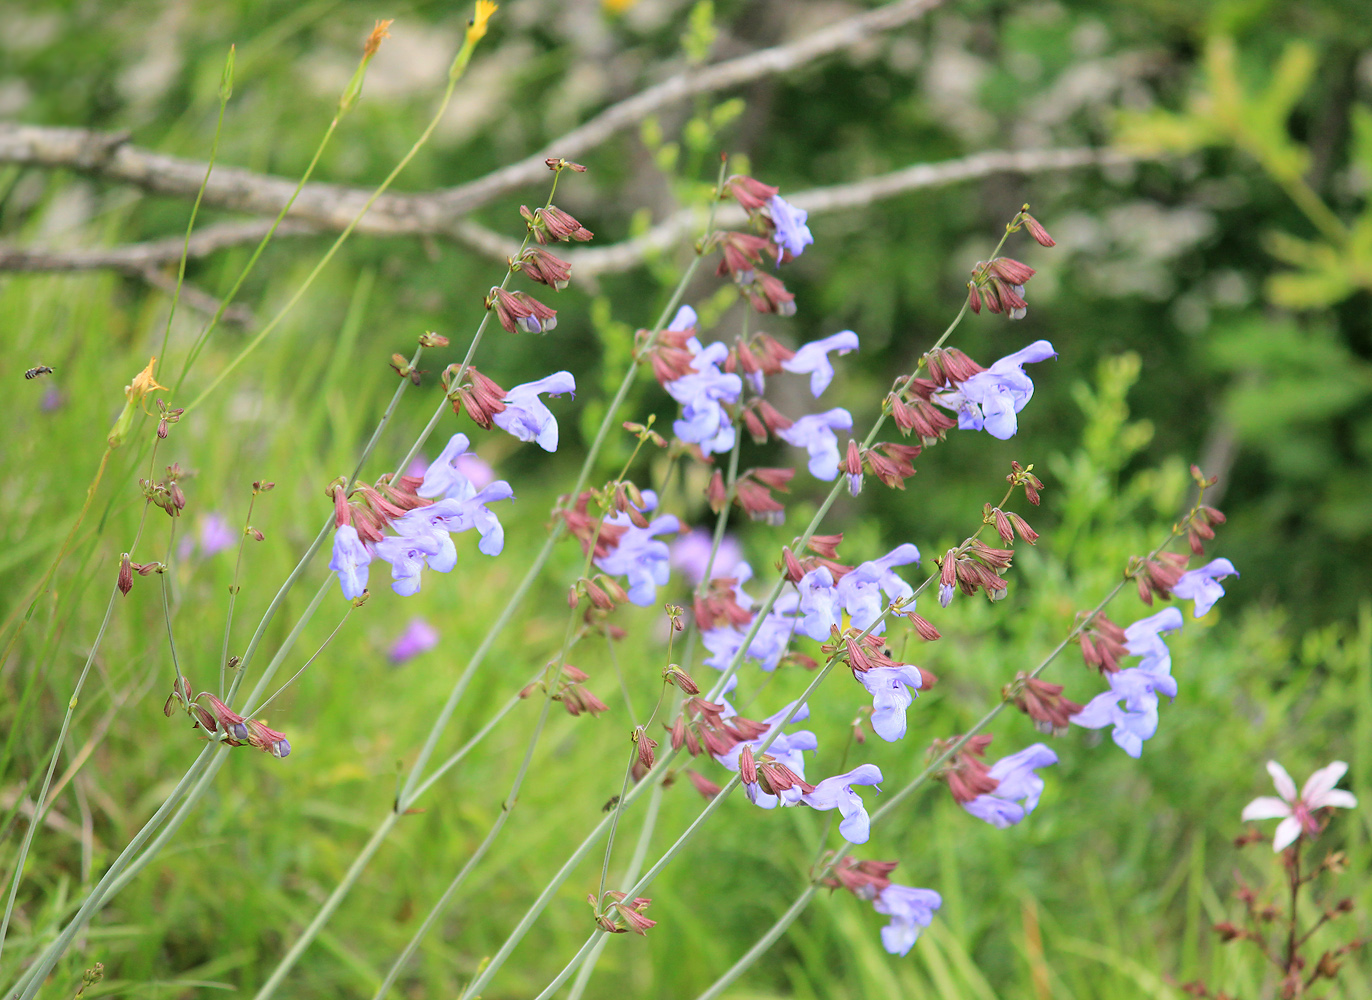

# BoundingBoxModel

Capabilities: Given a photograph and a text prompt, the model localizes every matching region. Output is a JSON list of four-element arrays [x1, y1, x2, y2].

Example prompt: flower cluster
[[823, 857, 943, 956], [328, 433, 514, 599], [446, 367, 576, 454]]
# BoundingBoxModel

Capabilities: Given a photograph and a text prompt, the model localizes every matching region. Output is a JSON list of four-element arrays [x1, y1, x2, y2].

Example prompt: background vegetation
[[2, 0, 1370, 996]]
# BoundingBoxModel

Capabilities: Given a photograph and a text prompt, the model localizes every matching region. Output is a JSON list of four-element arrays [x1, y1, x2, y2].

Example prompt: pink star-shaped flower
[[1241, 761, 1357, 851]]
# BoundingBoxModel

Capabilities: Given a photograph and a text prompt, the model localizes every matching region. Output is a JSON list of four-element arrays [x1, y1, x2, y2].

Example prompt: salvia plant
[[2, 5, 1267, 998]]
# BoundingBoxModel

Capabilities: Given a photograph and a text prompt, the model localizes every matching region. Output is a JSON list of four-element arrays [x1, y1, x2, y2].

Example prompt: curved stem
[[8, 747, 218, 1000], [184, 66, 465, 414]]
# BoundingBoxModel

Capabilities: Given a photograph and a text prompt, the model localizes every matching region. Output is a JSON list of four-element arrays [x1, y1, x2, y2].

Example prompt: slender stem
[[262, 160, 736, 1000], [161, 563, 186, 692], [532, 935, 604, 1000], [1286, 847, 1300, 970], [251, 606, 353, 717], [9, 747, 218, 1000], [595, 743, 642, 908], [239, 579, 333, 716], [158, 53, 230, 369], [184, 65, 466, 414], [567, 779, 665, 1000], [407, 679, 536, 802], [351, 344, 426, 486], [0, 583, 120, 966], [219, 491, 259, 698], [247, 812, 403, 1000]]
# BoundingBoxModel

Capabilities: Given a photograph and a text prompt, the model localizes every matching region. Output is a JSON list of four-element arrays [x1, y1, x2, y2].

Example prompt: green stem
[[158, 50, 231, 370], [183, 65, 465, 414], [262, 160, 735, 1000], [0, 583, 120, 967], [8, 747, 218, 1000], [219, 491, 259, 698], [567, 779, 665, 1000]]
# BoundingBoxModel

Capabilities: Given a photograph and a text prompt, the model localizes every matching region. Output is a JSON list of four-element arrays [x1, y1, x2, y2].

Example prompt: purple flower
[[934, 340, 1057, 439], [716, 698, 817, 809], [700, 578, 801, 673], [404, 480, 515, 557], [200, 514, 235, 556], [595, 509, 681, 606], [802, 763, 883, 843], [857, 665, 925, 742], [1071, 667, 1172, 758], [795, 544, 919, 640], [777, 407, 853, 480], [389, 618, 438, 664], [665, 340, 743, 456], [375, 531, 445, 596], [781, 330, 858, 397], [872, 884, 942, 956], [1172, 558, 1238, 617], [416, 434, 495, 500], [668, 305, 697, 331], [493, 371, 576, 452], [962, 743, 1057, 829], [838, 545, 919, 631], [1123, 606, 1184, 680], [329, 525, 371, 600], [768, 194, 814, 259], [669, 528, 743, 586]]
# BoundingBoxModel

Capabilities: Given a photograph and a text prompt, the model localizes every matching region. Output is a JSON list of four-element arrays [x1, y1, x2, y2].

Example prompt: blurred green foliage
[[3, 0, 1372, 998]]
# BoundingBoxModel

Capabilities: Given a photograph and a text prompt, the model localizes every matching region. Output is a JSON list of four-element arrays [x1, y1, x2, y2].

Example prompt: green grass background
[[3, 1, 1371, 997]]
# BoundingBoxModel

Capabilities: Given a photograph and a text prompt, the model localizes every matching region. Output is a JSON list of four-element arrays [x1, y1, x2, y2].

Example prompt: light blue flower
[[1071, 667, 1172, 758], [715, 698, 817, 809], [374, 531, 445, 596], [962, 743, 1057, 828], [934, 340, 1057, 439], [856, 665, 924, 742], [1172, 557, 1238, 617], [801, 763, 883, 843], [665, 340, 743, 456], [781, 330, 859, 397], [768, 194, 814, 258], [595, 509, 681, 606], [777, 407, 853, 479], [873, 884, 942, 956], [493, 371, 576, 452], [329, 525, 371, 600], [1123, 606, 1184, 679], [418, 433, 482, 500]]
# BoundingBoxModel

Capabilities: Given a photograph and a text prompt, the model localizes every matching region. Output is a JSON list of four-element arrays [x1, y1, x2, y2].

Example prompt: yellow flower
[[468, 1, 498, 43], [127, 357, 167, 404]]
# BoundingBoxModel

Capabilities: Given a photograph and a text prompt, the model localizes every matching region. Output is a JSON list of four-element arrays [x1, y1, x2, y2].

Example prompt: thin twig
[[0, 0, 946, 234], [0, 148, 1149, 278]]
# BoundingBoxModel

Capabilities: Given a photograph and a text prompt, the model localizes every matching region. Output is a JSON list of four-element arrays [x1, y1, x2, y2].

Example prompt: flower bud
[[1020, 210, 1056, 247], [738, 745, 757, 784], [118, 553, 134, 596], [686, 770, 722, 799]]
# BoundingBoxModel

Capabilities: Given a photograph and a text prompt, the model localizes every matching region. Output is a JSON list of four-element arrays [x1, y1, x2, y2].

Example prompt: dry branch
[[0, 147, 1151, 280], [0, 0, 944, 237]]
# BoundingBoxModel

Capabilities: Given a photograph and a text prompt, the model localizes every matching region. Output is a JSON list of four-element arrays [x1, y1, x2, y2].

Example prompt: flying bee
[[25, 365, 55, 380]]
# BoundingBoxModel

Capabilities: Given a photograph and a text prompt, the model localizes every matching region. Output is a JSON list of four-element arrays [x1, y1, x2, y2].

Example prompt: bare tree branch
[[0, 220, 282, 322], [0, 147, 1154, 281], [0, 0, 944, 236], [464, 147, 1156, 275], [0, 219, 314, 274]]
